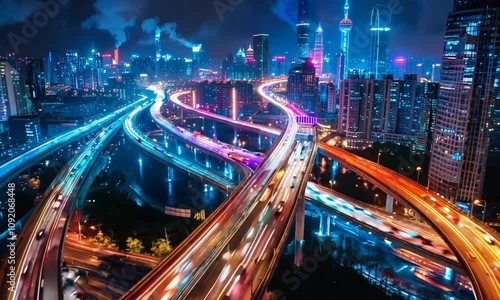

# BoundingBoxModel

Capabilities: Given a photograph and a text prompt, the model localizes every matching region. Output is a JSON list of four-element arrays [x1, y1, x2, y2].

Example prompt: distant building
[[270, 56, 286, 77], [0, 60, 32, 122], [296, 0, 310, 59], [368, 4, 390, 79], [26, 58, 46, 107], [253, 34, 270, 79], [287, 58, 319, 116], [196, 81, 254, 120], [9, 115, 41, 145], [319, 82, 335, 114], [312, 25, 324, 77], [338, 74, 432, 150]]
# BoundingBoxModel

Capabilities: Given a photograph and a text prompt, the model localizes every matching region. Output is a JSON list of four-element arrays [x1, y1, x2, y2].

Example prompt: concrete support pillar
[[294, 197, 305, 266], [319, 213, 324, 235], [326, 214, 331, 236], [319, 212, 331, 236], [315, 153, 320, 165], [233, 128, 238, 144], [180, 108, 184, 121], [385, 195, 394, 214], [258, 134, 262, 148]]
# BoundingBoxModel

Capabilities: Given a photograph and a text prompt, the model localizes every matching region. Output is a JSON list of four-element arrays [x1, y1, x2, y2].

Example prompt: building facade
[[428, 1, 500, 203]]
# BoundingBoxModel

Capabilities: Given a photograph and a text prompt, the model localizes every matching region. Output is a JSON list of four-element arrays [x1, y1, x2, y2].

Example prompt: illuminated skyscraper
[[155, 27, 161, 60], [26, 58, 46, 101], [113, 49, 119, 65], [312, 24, 324, 77], [368, 4, 390, 79], [287, 58, 319, 116], [192, 44, 202, 79], [428, 1, 500, 203], [338, 0, 352, 83], [0, 60, 31, 121], [253, 34, 269, 79], [296, 0, 310, 59]]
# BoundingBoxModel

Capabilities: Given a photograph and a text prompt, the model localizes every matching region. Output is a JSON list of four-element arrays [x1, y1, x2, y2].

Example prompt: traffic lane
[[226, 156, 307, 299], [184, 162, 297, 297], [391, 181, 499, 299], [191, 148, 305, 298], [123, 110, 295, 297]]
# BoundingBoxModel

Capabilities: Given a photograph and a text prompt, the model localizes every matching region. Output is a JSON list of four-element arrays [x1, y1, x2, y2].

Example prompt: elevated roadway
[[123, 98, 238, 193], [0, 96, 149, 188], [150, 88, 255, 176], [120, 81, 300, 300], [304, 183, 465, 273], [1, 98, 149, 300], [173, 82, 500, 299], [319, 144, 500, 300]]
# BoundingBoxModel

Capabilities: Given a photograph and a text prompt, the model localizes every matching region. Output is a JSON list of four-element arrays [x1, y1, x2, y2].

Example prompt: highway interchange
[[2, 80, 500, 299]]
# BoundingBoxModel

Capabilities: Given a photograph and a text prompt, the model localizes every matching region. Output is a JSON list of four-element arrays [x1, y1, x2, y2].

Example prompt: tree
[[150, 238, 173, 258], [91, 230, 116, 249], [126, 237, 144, 253]]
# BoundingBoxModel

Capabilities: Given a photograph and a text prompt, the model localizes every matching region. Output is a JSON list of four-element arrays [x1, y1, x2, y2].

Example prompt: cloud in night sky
[[270, 0, 296, 29], [141, 17, 196, 48], [0, 0, 39, 25], [83, 0, 145, 48]]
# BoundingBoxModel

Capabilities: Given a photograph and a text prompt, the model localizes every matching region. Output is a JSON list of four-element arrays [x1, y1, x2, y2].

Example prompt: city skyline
[[0, 0, 453, 61]]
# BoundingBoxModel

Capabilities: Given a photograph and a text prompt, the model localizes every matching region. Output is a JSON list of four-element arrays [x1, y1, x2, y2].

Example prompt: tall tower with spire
[[296, 0, 311, 59], [312, 24, 324, 77], [337, 0, 352, 86]]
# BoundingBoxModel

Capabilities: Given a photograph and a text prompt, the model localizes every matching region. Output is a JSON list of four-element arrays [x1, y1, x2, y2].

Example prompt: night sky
[[0, 0, 453, 61]]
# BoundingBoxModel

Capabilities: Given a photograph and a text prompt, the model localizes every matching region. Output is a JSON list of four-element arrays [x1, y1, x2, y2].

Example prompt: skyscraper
[[155, 27, 162, 60], [296, 0, 310, 59], [368, 4, 391, 79], [287, 58, 319, 116], [253, 34, 269, 79], [0, 60, 31, 121], [26, 58, 46, 102], [338, 0, 352, 84], [428, 1, 500, 203], [312, 24, 324, 77], [192, 44, 202, 79]]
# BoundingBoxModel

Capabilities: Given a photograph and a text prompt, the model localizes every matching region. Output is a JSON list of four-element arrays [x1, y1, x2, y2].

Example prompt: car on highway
[[36, 229, 45, 240], [276, 200, 285, 214]]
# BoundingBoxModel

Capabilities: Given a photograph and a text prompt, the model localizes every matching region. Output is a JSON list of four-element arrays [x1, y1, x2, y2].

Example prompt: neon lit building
[[155, 27, 161, 60], [0, 60, 31, 121], [312, 24, 324, 77], [192, 44, 202, 79], [296, 0, 310, 59], [428, 0, 500, 203], [196, 81, 254, 119], [368, 4, 390, 79], [337, 0, 352, 84], [253, 34, 269, 79], [287, 58, 319, 116]]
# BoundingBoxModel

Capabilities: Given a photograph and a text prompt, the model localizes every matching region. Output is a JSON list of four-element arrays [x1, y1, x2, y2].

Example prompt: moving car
[[36, 229, 45, 240]]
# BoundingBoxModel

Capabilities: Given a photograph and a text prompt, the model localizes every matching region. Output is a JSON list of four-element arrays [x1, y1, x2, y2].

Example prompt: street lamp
[[377, 152, 381, 164], [226, 185, 229, 195], [329, 180, 333, 190], [416, 166, 422, 184], [470, 199, 487, 222]]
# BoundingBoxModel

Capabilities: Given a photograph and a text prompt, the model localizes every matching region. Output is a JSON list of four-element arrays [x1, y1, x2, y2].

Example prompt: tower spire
[[344, 0, 350, 18]]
